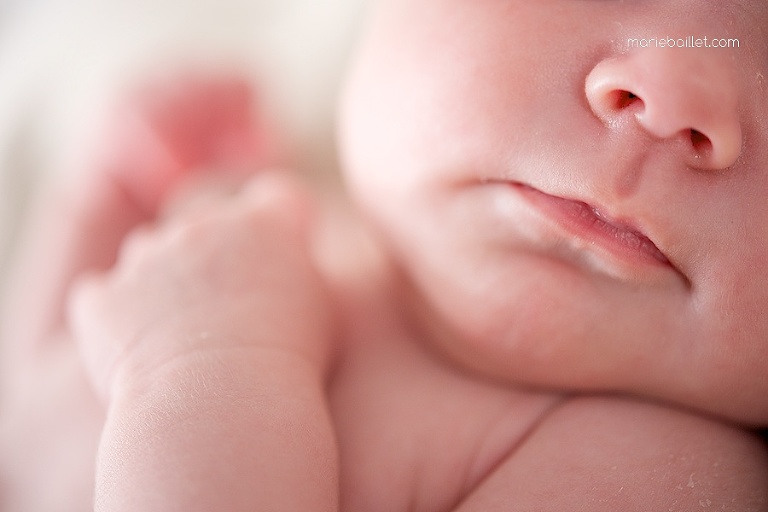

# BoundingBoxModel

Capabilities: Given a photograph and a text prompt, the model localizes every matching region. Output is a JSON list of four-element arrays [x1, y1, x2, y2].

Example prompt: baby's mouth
[[508, 182, 679, 275]]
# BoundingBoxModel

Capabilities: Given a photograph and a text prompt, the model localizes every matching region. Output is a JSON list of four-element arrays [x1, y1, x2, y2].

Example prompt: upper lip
[[498, 180, 688, 283]]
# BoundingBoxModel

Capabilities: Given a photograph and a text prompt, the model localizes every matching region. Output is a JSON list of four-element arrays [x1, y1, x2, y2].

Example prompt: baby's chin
[[398, 247, 768, 428]]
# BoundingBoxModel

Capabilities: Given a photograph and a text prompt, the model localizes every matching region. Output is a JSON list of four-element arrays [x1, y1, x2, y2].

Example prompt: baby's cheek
[[680, 247, 768, 423]]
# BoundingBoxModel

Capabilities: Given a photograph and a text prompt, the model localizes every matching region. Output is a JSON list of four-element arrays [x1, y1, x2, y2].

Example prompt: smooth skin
[[340, 0, 768, 424], [2, 1, 768, 510]]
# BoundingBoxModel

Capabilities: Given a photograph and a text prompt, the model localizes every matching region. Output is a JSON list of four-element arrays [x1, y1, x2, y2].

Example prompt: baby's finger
[[67, 272, 116, 400], [158, 168, 249, 224], [161, 170, 314, 238], [234, 170, 314, 233]]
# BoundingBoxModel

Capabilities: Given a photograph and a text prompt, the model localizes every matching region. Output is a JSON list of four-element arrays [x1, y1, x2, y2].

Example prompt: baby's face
[[339, 0, 768, 424]]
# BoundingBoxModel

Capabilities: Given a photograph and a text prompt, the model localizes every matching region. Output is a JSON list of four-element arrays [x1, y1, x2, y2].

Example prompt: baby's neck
[[312, 189, 467, 372]]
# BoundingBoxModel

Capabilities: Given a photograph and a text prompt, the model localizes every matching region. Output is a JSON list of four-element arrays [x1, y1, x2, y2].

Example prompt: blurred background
[[0, 0, 370, 284]]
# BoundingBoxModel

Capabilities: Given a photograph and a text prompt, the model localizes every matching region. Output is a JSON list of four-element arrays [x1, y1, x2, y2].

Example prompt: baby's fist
[[68, 172, 334, 401]]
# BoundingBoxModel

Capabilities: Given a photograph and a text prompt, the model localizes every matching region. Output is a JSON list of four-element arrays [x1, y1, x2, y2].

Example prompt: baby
[[2, 0, 768, 510]]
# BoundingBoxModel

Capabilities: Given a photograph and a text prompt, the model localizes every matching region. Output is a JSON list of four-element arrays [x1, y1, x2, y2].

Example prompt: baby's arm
[[69, 174, 338, 511], [456, 396, 768, 511]]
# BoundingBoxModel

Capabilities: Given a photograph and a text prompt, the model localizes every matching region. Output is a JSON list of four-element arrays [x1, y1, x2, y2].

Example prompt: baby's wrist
[[86, 318, 332, 404], [107, 338, 329, 408], [93, 337, 338, 512]]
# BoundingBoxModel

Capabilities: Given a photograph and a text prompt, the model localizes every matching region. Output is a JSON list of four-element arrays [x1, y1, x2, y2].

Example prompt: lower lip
[[510, 183, 672, 268]]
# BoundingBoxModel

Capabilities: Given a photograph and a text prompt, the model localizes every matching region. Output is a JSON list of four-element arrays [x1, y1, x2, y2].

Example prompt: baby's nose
[[585, 45, 742, 170]]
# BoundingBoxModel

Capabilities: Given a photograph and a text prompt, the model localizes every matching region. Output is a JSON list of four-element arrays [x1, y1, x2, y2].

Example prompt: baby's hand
[[68, 171, 334, 401], [67, 172, 339, 511]]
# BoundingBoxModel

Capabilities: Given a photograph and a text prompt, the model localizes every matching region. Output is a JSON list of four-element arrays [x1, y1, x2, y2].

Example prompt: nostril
[[689, 129, 712, 155], [612, 90, 642, 111]]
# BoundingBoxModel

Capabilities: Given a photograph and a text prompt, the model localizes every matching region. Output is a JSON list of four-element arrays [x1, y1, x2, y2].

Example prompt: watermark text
[[627, 36, 740, 49]]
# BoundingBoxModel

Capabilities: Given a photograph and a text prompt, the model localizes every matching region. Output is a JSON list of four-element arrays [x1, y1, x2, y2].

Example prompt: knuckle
[[161, 180, 231, 223], [118, 224, 159, 263], [70, 272, 104, 304]]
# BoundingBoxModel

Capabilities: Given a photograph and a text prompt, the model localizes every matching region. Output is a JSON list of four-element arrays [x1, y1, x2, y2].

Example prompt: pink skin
[[339, 0, 768, 424], [68, 173, 339, 512], [100, 74, 285, 215], [0, 75, 296, 511], [2, 5, 768, 510]]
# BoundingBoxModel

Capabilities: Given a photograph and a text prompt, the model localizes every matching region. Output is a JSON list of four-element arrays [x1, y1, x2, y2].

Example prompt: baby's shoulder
[[458, 395, 768, 511]]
